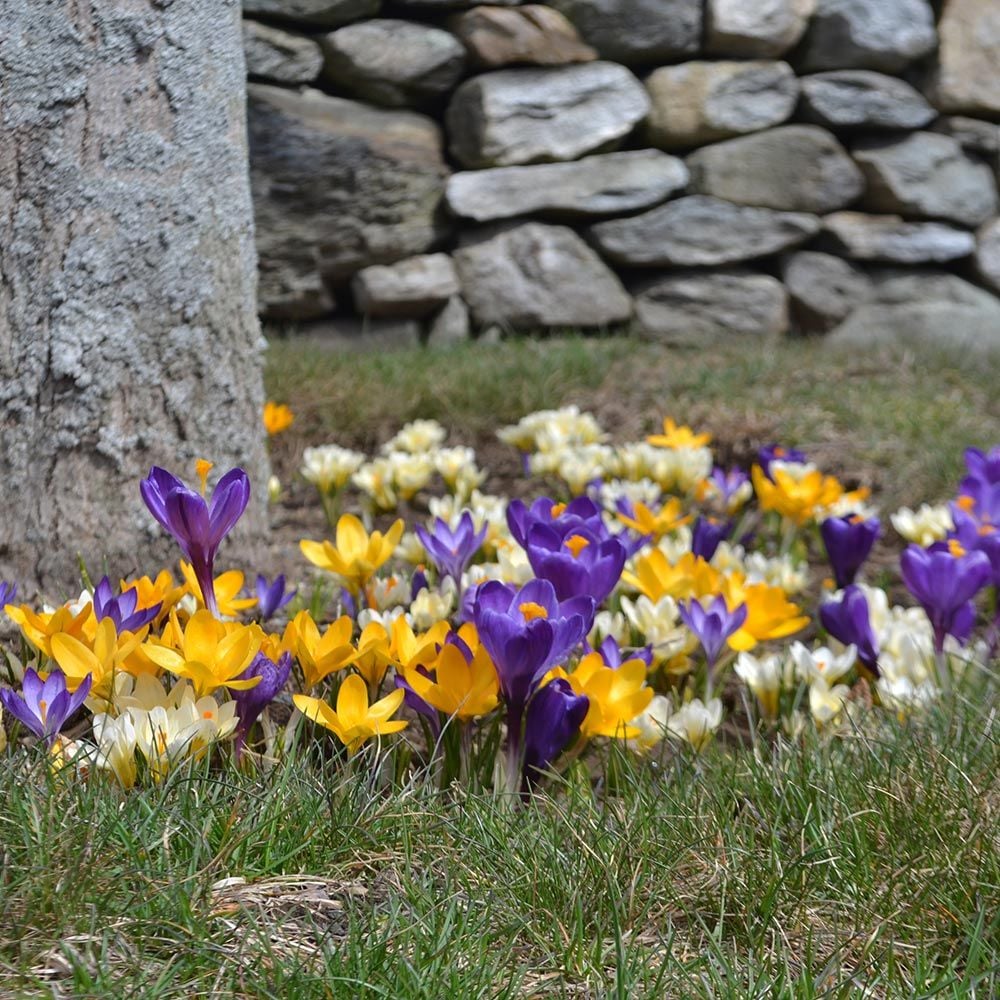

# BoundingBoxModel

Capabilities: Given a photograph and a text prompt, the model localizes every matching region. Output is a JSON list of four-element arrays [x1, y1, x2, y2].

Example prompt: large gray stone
[[853, 133, 999, 228], [352, 254, 460, 318], [454, 223, 632, 329], [799, 71, 935, 130], [645, 61, 798, 151], [588, 196, 819, 267], [931, 117, 1000, 165], [928, 0, 1000, 117], [827, 271, 1000, 352], [449, 6, 597, 68], [446, 62, 649, 168], [445, 150, 688, 222], [425, 296, 472, 345], [687, 126, 865, 214], [243, 0, 380, 28], [706, 0, 815, 57], [247, 85, 449, 319], [976, 219, 1000, 295], [782, 251, 872, 334], [797, 0, 937, 73], [548, 0, 701, 65], [320, 20, 466, 107], [243, 20, 324, 84], [821, 212, 976, 264], [634, 271, 789, 342]]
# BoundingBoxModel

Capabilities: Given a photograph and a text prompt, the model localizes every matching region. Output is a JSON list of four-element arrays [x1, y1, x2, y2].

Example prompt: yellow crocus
[[300, 514, 404, 595], [616, 498, 691, 540], [390, 616, 452, 669], [751, 465, 844, 525], [141, 611, 262, 697], [550, 652, 653, 740], [622, 550, 721, 603], [50, 617, 146, 699], [263, 400, 295, 435], [400, 636, 499, 720], [6, 602, 94, 659], [721, 576, 809, 651], [647, 417, 712, 449], [290, 610, 356, 690], [353, 621, 395, 691], [178, 562, 257, 618], [120, 571, 186, 624], [294, 675, 407, 755]]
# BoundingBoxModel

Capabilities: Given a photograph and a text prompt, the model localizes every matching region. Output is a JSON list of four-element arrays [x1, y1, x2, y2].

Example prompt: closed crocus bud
[[522, 679, 588, 786], [821, 514, 881, 589]]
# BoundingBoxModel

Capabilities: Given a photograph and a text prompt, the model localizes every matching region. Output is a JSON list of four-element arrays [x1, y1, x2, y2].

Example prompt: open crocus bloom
[[0, 668, 92, 748]]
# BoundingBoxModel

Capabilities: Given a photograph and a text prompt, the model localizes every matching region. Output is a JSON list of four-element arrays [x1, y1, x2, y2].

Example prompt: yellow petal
[[336, 674, 370, 727], [336, 514, 368, 561], [50, 632, 100, 683]]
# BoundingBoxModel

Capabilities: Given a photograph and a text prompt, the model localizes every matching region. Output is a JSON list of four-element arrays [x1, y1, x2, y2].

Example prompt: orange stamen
[[519, 602, 549, 622], [564, 534, 590, 558]]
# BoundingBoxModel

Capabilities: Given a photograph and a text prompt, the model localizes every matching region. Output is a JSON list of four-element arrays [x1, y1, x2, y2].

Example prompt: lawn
[[2, 334, 998, 998]]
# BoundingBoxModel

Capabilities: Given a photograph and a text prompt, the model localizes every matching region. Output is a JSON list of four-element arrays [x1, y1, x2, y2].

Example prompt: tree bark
[[0, 0, 270, 598]]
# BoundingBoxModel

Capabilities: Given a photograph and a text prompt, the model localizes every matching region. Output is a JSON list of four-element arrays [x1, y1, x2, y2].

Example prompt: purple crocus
[[415, 512, 487, 584], [678, 595, 747, 670], [524, 522, 627, 604], [959, 446, 1000, 520], [254, 574, 296, 621], [140, 465, 250, 617], [705, 466, 750, 510], [819, 585, 880, 673], [0, 668, 92, 749], [691, 517, 732, 562], [820, 514, 881, 589], [92, 576, 161, 632], [506, 496, 607, 548], [0, 581, 17, 607], [758, 444, 808, 479], [949, 509, 1000, 588], [592, 635, 653, 670], [900, 543, 991, 652], [522, 679, 589, 787], [232, 652, 292, 758]]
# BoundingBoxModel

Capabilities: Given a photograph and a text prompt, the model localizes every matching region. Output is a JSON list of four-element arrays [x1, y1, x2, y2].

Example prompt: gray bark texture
[[0, 0, 270, 599]]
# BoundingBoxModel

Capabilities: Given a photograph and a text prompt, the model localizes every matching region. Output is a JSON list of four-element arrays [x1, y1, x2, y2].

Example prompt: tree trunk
[[0, 0, 270, 598]]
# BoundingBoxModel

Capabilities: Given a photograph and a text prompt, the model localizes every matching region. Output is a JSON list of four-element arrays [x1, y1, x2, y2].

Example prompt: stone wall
[[243, 0, 1000, 347]]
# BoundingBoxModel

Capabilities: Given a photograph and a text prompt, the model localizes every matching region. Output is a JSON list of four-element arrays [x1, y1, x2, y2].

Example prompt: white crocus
[[734, 651, 786, 719], [667, 698, 723, 752], [890, 504, 954, 546], [790, 642, 857, 686], [92, 712, 139, 789], [386, 451, 435, 500], [408, 579, 457, 630], [628, 695, 672, 752], [301, 445, 366, 494], [367, 575, 411, 612], [620, 594, 690, 661], [588, 610, 630, 648], [808, 677, 851, 726], [384, 419, 446, 454], [352, 458, 399, 510]]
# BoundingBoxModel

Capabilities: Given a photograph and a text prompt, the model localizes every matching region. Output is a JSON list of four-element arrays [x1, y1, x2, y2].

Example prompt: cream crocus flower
[[808, 677, 850, 726], [628, 695, 673, 752], [91, 712, 139, 788], [386, 450, 436, 500], [666, 698, 723, 752], [734, 651, 785, 720], [352, 458, 398, 511], [790, 642, 857, 686], [890, 504, 954, 547], [408, 580, 456, 631], [301, 445, 366, 494], [385, 419, 447, 454]]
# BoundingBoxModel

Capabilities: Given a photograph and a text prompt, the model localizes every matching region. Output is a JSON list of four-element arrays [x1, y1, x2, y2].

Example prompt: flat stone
[[797, 0, 938, 73], [547, 0, 701, 66], [445, 150, 687, 222], [706, 0, 815, 57], [853, 132, 999, 228], [931, 117, 1000, 162], [320, 20, 466, 107], [446, 62, 649, 168], [248, 85, 449, 318], [454, 222, 632, 329], [243, 0, 380, 28], [243, 20, 324, 84], [799, 71, 935, 130], [827, 271, 1000, 353], [645, 61, 798, 151], [782, 250, 871, 334], [449, 6, 597, 68], [634, 271, 788, 342], [352, 254, 460, 318], [976, 219, 1000, 295], [687, 125, 865, 214], [929, 0, 1000, 117], [425, 296, 472, 345], [821, 212, 976, 263], [588, 196, 819, 267]]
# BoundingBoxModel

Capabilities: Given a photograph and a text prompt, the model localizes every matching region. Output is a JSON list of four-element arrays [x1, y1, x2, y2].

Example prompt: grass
[[265, 334, 1000, 511], [2, 692, 997, 996]]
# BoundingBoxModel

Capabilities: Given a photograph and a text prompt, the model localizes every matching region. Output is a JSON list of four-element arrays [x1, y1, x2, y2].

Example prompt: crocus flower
[[647, 417, 711, 449], [678, 596, 748, 670], [262, 401, 294, 436], [0, 581, 17, 608], [666, 697, 723, 752], [92, 576, 161, 632], [819, 585, 880, 673], [820, 514, 881, 589], [949, 508, 1000, 587], [958, 446, 1000, 522], [506, 496, 608, 549], [900, 543, 991, 652], [399, 632, 499, 721], [0, 668, 92, 748], [140, 463, 250, 617], [294, 675, 407, 755], [758, 444, 808, 478], [232, 651, 292, 757], [594, 635, 653, 670], [703, 466, 752, 513], [300, 514, 404, 597], [415, 512, 487, 584], [254, 574, 296, 620], [522, 679, 589, 785], [524, 522, 627, 604], [690, 517, 732, 562]]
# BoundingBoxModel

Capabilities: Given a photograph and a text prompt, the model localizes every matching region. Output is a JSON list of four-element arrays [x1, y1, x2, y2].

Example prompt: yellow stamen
[[550, 503, 567, 518], [195, 459, 214, 497], [519, 602, 549, 622], [948, 539, 966, 557], [39, 699, 48, 723], [849, 514, 864, 524], [564, 534, 590, 558]]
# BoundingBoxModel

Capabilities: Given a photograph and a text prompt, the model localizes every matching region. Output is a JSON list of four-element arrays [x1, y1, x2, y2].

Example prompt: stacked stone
[[244, 0, 1000, 348]]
